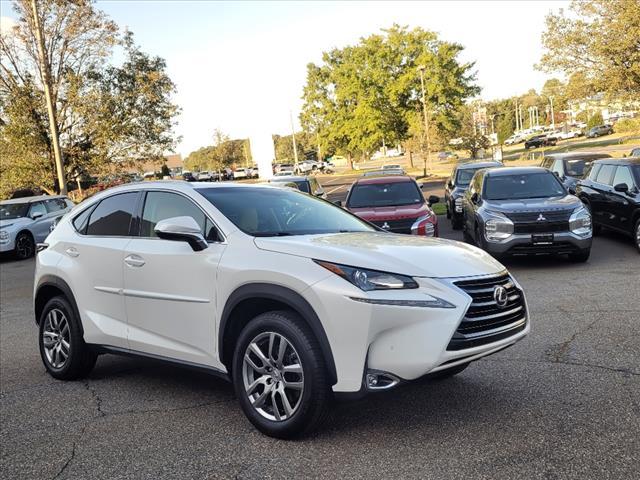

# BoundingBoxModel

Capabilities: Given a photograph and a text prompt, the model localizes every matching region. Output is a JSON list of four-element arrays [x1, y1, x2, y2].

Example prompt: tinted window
[[456, 168, 483, 186], [612, 166, 635, 189], [588, 163, 602, 180], [0, 202, 29, 220], [86, 192, 137, 236], [293, 181, 311, 193], [563, 159, 594, 178], [140, 191, 219, 241], [29, 202, 47, 218], [347, 181, 423, 208], [484, 172, 565, 200], [200, 187, 373, 236], [44, 198, 68, 213], [595, 164, 615, 185], [72, 206, 94, 234]]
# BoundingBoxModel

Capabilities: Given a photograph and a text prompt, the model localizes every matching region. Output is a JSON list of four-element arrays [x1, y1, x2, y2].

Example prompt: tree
[[587, 112, 604, 130], [184, 131, 250, 172], [300, 25, 479, 166], [538, 0, 640, 98], [0, 0, 179, 198], [457, 104, 490, 159]]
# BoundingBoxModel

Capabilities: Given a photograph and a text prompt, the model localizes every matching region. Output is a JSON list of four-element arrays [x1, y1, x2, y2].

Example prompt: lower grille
[[508, 242, 579, 255], [447, 272, 527, 351]]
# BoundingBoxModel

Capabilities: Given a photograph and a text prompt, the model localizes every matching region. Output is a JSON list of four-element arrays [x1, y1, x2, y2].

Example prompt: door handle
[[124, 254, 145, 267], [65, 247, 79, 258]]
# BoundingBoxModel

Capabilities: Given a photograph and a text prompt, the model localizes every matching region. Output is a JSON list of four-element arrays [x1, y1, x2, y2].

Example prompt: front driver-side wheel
[[38, 296, 97, 380], [232, 310, 329, 439]]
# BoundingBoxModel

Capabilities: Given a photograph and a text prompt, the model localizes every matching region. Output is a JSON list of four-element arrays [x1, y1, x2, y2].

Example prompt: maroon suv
[[345, 175, 439, 236]]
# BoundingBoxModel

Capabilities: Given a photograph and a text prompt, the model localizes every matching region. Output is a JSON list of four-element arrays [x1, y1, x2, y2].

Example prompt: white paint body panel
[[35, 181, 529, 393]]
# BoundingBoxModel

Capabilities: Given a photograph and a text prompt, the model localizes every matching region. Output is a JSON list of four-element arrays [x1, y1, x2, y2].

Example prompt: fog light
[[366, 370, 400, 391]]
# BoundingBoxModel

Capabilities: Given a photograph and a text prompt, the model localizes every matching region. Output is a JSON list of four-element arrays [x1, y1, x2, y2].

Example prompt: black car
[[269, 175, 327, 199], [586, 125, 613, 138], [525, 134, 557, 149], [575, 158, 640, 252], [182, 172, 196, 182], [541, 152, 611, 191], [444, 161, 502, 229], [462, 167, 592, 261]]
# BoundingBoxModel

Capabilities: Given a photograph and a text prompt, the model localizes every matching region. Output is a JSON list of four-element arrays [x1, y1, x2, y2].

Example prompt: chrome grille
[[447, 272, 527, 350], [504, 210, 572, 223]]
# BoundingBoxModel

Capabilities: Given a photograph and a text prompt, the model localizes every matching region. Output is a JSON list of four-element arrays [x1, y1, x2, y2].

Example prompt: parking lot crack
[[546, 318, 599, 363], [51, 424, 87, 480], [83, 380, 105, 417]]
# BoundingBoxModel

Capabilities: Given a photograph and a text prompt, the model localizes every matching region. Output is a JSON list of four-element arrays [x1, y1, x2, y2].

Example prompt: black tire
[[634, 218, 640, 254], [462, 221, 473, 244], [14, 231, 35, 260], [451, 216, 463, 230], [427, 362, 470, 380], [568, 249, 590, 263], [38, 296, 97, 380], [232, 310, 329, 439]]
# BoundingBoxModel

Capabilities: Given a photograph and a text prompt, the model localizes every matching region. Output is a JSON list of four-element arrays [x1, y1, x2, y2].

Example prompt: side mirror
[[428, 195, 440, 205], [154, 216, 208, 251], [568, 186, 576, 195], [333, 200, 343, 207], [315, 189, 324, 197], [31, 211, 44, 220], [471, 192, 479, 204], [448, 181, 454, 189], [614, 183, 629, 193]]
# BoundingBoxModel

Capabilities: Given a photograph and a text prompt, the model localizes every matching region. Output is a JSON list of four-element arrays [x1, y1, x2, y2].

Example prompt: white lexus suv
[[34, 181, 529, 438]]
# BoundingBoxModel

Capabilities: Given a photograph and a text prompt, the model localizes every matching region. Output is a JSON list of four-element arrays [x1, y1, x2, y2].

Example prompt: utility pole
[[549, 96, 555, 129], [418, 65, 431, 177], [31, 0, 67, 194], [290, 111, 299, 166]]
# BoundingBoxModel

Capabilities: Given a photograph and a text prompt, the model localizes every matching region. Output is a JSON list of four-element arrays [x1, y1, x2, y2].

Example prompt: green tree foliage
[[587, 112, 604, 130], [538, 0, 640, 98], [0, 0, 180, 197], [184, 130, 250, 172], [300, 25, 479, 163], [273, 131, 317, 161], [457, 104, 490, 158]]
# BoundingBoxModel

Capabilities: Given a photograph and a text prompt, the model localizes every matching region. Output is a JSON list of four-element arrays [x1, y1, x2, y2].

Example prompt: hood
[[484, 194, 581, 213], [348, 203, 430, 221], [0, 217, 31, 230], [254, 232, 504, 278]]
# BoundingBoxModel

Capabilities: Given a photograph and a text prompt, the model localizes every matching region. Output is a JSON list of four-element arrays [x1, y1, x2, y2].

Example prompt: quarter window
[[612, 166, 635, 189], [86, 192, 138, 236], [140, 191, 219, 241], [595, 164, 615, 185]]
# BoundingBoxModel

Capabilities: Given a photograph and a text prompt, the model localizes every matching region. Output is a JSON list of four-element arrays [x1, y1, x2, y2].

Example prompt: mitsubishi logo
[[493, 285, 509, 308], [536, 213, 547, 222], [381, 222, 390, 230]]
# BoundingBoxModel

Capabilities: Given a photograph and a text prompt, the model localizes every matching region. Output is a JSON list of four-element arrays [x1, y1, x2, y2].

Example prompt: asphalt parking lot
[[1, 220, 639, 479]]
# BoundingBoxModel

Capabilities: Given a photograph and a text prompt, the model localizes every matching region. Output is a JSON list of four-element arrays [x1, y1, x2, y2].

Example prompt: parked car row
[[444, 153, 640, 258], [505, 124, 615, 149]]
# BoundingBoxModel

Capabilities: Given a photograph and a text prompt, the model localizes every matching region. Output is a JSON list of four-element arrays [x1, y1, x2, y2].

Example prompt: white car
[[232, 169, 248, 180], [557, 129, 582, 140], [34, 182, 529, 438]]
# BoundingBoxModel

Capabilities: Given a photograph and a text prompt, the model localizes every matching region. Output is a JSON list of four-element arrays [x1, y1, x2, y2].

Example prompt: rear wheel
[[232, 310, 329, 439], [427, 362, 470, 380], [38, 296, 97, 380], [15, 232, 35, 260]]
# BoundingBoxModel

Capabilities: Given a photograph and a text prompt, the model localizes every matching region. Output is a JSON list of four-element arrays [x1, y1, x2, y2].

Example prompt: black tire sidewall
[[231, 311, 328, 439], [635, 219, 640, 253], [15, 232, 34, 260], [38, 296, 94, 380]]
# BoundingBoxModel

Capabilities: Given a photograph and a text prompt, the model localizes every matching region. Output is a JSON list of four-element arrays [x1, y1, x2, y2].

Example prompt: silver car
[[0, 195, 74, 259]]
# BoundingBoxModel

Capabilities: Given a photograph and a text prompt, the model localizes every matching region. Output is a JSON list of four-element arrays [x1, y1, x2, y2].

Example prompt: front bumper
[[483, 231, 592, 256], [0, 237, 16, 252], [305, 271, 529, 393]]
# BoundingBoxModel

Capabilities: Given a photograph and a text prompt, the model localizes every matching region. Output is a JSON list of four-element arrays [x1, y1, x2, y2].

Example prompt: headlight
[[314, 260, 418, 291], [484, 210, 514, 241], [569, 206, 592, 237], [0, 230, 10, 243], [454, 197, 463, 212], [411, 213, 436, 237]]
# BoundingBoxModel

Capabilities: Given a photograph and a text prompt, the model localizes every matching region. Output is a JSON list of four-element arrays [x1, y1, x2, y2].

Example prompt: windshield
[[347, 181, 423, 208], [199, 187, 374, 236], [484, 172, 566, 200], [456, 168, 482, 186], [563, 159, 593, 178], [0, 203, 30, 220]]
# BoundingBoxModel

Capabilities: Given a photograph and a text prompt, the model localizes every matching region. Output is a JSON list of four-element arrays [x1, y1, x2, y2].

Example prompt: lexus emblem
[[381, 222, 390, 230], [493, 285, 508, 308], [536, 213, 546, 222]]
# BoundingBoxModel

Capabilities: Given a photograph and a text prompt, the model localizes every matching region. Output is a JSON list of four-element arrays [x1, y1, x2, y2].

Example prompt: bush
[[613, 118, 640, 134], [587, 112, 604, 129]]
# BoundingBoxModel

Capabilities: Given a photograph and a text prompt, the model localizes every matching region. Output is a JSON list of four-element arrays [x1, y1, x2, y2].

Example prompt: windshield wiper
[[252, 232, 294, 237]]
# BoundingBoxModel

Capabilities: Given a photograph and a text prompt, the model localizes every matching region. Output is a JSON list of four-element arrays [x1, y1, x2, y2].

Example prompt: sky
[[1, 0, 569, 157]]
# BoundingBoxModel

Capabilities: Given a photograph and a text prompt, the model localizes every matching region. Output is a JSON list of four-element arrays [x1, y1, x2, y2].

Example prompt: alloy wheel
[[42, 309, 70, 369], [16, 234, 34, 258], [242, 331, 304, 422]]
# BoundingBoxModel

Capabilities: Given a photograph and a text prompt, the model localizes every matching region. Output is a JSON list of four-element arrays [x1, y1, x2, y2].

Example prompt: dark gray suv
[[462, 167, 592, 262]]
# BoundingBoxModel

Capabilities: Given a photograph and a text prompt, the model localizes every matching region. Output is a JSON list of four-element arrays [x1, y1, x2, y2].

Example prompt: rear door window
[[86, 192, 138, 236]]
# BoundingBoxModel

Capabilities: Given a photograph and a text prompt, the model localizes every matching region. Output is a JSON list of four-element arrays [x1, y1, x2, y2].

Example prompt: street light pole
[[290, 111, 299, 167], [418, 65, 431, 178], [549, 96, 555, 129]]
